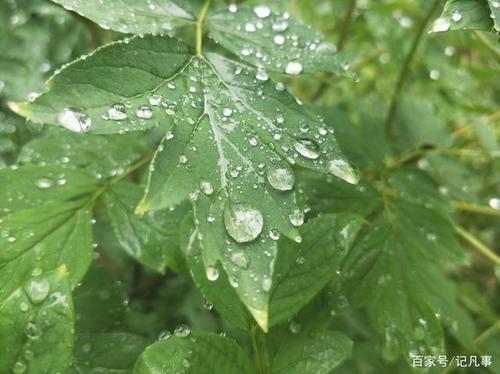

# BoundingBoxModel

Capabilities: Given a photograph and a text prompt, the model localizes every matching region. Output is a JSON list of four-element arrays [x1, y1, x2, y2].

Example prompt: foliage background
[[0, 0, 499, 373]]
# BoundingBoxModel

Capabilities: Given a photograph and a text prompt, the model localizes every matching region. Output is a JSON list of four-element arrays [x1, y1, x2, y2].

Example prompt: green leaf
[[0, 164, 99, 215], [73, 265, 127, 333], [207, 5, 350, 76], [71, 332, 148, 374], [0, 267, 74, 374], [51, 0, 196, 35], [14, 34, 357, 330], [432, 0, 494, 32], [0, 200, 93, 303], [105, 182, 189, 273], [181, 216, 251, 330], [487, 0, 500, 31], [133, 332, 253, 374], [269, 214, 363, 327]]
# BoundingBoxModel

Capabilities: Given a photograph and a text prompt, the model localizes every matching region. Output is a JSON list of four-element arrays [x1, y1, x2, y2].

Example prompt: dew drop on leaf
[[200, 181, 214, 196], [328, 159, 359, 184], [294, 138, 320, 159], [254, 5, 271, 18], [107, 103, 128, 120], [136, 105, 153, 119], [267, 168, 295, 191], [226, 249, 249, 269], [35, 178, 54, 189], [289, 321, 301, 334], [286, 61, 303, 75], [57, 108, 91, 133], [206, 266, 219, 281], [224, 203, 264, 243], [289, 209, 305, 227], [25, 279, 50, 304], [174, 325, 191, 338], [432, 17, 450, 32]]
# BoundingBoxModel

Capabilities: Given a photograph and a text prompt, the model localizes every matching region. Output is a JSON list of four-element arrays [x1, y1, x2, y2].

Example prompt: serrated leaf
[[0, 267, 74, 374], [0, 200, 93, 303], [432, 0, 494, 32], [207, 5, 349, 76], [133, 332, 253, 374], [487, 0, 500, 31], [14, 35, 356, 330], [105, 182, 189, 273], [51, 0, 196, 35], [71, 332, 149, 374], [269, 214, 363, 327]]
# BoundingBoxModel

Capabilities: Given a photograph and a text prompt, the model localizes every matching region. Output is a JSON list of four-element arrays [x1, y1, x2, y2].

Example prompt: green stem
[[452, 201, 500, 217], [455, 225, 500, 266], [385, 0, 442, 139], [337, 0, 357, 51], [196, 0, 212, 56], [251, 324, 265, 374]]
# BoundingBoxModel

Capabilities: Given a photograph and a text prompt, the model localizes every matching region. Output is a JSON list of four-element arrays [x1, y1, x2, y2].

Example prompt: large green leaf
[[0, 201, 93, 303], [105, 182, 189, 273], [432, 0, 494, 32], [207, 5, 350, 75], [51, 0, 196, 34], [269, 214, 363, 327], [13, 35, 356, 330], [133, 332, 253, 374], [487, 0, 500, 31], [0, 267, 74, 374]]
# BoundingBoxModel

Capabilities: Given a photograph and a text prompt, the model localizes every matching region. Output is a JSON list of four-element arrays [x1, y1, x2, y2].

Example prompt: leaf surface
[[134, 332, 253, 374], [433, 0, 494, 32], [0, 267, 74, 374]]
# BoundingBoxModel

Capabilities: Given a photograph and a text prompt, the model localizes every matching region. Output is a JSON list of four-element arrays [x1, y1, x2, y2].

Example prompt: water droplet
[[57, 108, 91, 133], [181, 358, 191, 368], [269, 229, 280, 241], [289, 209, 304, 227], [174, 325, 191, 338], [272, 21, 288, 32], [488, 197, 500, 210], [432, 17, 450, 32], [289, 321, 301, 334], [294, 138, 320, 159], [136, 106, 153, 119], [19, 302, 29, 312], [158, 331, 172, 340], [256, 69, 269, 81], [226, 249, 249, 269], [148, 95, 162, 106], [254, 5, 271, 18], [25, 322, 41, 339], [286, 61, 303, 75], [245, 23, 256, 32], [328, 159, 359, 184], [224, 203, 264, 243], [12, 361, 27, 374], [35, 178, 53, 189], [429, 69, 440, 80], [107, 104, 128, 120], [228, 4, 238, 13], [200, 181, 214, 195], [82, 343, 92, 353], [262, 276, 272, 292], [207, 213, 215, 223], [273, 34, 285, 45], [267, 167, 295, 192], [206, 266, 219, 281], [296, 256, 306, 265], [223, 107, 233, 117], [451, 10, 462, 22], [25, 279, 50, 304]]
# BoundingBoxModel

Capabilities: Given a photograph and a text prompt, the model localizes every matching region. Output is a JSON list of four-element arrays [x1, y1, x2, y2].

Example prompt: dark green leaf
[[0, 267, 74, 374], [133, 332, 253, 374]]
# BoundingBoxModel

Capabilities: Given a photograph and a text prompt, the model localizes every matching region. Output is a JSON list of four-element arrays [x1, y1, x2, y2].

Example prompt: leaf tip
[[248, 307, 268, 333], [7, 101, 26, 116]]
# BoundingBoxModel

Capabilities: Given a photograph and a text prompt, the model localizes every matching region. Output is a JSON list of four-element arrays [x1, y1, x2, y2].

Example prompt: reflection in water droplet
[[286, 61, 303, 75], [224, 203, 264, 243], [107, 104, 128, 120], [267, 168, 295, 191], [206, 266, 219, 281], [294, 138, 320, 159], [57, 108, 91, 133], [328, 159, 359, 184], [254, 5, 271, 18], [25, 279, 50, 304], [174, 325, 191, 338]]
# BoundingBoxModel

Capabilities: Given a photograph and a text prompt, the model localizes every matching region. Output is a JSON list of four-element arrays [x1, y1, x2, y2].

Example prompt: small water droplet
[[273, 34, 285, 45], [136, 106, 153, 119], [206, 266, 219, 281], [254, 5, 271, 18], [174, 325, 191, 338], [107, 103, 128, 120], [328, 159, 359, 184], [286, 61, 303, 75], [451, 10, 462, 22], [35, 178, 53, 189], [289, 209, 304, 227], [262, 276, 272, 292], [158, 331, 172, 340], [269, 229, 280, 241], [25, 279, 50, 304], [200, 181, 214, 195], [289, 321, 301, 334], [432, 17, 450, 32]]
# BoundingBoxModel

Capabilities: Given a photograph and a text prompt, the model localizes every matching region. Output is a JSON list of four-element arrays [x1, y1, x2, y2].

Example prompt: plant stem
[[251, 324, 265, 374], [385, 0, 441, 139], [452, 201, 500, 217], [196, 0, 211, 56], [337, 0, 357, 51], [455, 225, 500, 266]]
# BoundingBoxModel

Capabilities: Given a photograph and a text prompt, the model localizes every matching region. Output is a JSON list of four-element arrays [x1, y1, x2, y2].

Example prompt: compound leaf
[[134, 332, 253, 374], [432, 0, 494, 32], [0, 267, 74, 374]]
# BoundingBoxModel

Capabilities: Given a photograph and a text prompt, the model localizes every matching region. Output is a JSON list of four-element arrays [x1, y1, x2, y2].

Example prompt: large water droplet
[[224, 203, 264, 243], [174, 325, 191, 338], [226, 249, 249, 269], [289, 209, 304, 227], [107, 103, 127, 120], [328, 159, 359, 184], [57, 108, 91, 133], [267, 168, 295, 191], [200, 181, 214, 196], [25, 279, 50, 304], [286, 61, 303, 75], [432, 17, 450, 32], [294, 138, 320, 159], [136, 106, 153, 119], [206, 266, 219, 281]]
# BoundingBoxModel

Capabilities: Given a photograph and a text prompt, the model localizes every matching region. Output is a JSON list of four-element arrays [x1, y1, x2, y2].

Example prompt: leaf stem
[[337, 0, 357, 51], [455, 225, 500, 266], [385, 0, 441, 139], [452, 201, 500, 217], [474, 31, 500, 62], [251, 324, 265, 374], [196, 0, 212, 56]]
